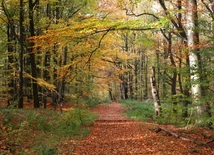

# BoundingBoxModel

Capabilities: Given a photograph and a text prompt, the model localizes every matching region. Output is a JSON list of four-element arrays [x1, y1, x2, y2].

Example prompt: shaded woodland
[[0, 0, 214, 154], [0, 0, 213, 134]]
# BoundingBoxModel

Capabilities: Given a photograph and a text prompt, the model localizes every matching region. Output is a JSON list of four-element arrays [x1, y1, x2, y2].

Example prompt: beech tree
[[186, 0, 204, 118], [150, 66, 161, 116], [1, 0, 19, 106], [113, 0, 213, 123], [0, 0, 213, 127], [28, 0, 40, 108], [18, 0, 24, 108]]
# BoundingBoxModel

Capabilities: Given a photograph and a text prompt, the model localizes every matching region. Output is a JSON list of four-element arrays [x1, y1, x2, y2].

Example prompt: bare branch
[[86, 28, 111, 64], [1, 0, 21, 44], [122, 8, 170, 40], [123, 8, 159, 19], [158, 0, 187, 40]]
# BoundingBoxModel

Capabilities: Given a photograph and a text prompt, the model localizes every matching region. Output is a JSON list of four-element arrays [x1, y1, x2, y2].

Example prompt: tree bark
[[60, 46, 68, 99], [186, 0, 205, 118], [7, 23, 16, 106], [129, 71, 134, 100], [134, 58, 138, 100], [150, 66, 161, 117], [18, 0, 24, 108], [144, 55, 148, 100], [168, 33, 177, 112], [139, 49, 143, 101], [124, 75, 129, 99], [29, 0, 40, 108]]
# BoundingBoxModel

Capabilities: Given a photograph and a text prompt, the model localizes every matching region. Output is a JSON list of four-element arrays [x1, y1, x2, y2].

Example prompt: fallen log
[[155, 127, 214, 147], [156, 127, 193, 142]]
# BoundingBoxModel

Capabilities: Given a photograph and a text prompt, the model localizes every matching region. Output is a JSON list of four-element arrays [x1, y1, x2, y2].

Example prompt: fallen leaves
[[71, 102, 214, 155]]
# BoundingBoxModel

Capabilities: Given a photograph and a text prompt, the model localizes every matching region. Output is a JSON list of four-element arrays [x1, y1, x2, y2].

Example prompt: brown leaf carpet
[[72, 102, 214, 155]]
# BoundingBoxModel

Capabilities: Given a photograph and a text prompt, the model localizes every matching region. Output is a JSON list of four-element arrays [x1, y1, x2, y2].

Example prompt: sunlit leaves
[[24, 72, 56, 91], [32, 17, 157, 49], [26, 0, 163, 100]]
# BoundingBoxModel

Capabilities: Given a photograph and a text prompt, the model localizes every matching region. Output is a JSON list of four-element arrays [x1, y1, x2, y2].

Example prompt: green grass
[[120, 99, 214, 128], [120, 99, 188, 125], [120, 99, 155, 121], [0, 108, 97, 154]]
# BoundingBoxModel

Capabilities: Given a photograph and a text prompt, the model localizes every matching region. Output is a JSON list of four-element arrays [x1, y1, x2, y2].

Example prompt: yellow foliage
[[24, 72, 56, 91]]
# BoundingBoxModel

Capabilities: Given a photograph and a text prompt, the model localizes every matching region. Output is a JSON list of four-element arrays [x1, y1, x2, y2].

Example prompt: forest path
[[72, 102, 213, 155]]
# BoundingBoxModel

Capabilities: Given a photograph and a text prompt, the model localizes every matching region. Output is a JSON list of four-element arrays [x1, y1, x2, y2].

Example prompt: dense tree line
[[0, 0, 213, 126]]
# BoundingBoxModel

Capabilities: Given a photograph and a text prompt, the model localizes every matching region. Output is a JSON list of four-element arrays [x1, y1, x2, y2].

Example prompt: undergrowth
[[120, 99, 214, 128], [120, 99, 188, 126], [0, 107, 97, 154], [120, 99, 155, 122], [83, 96, 111, 107]]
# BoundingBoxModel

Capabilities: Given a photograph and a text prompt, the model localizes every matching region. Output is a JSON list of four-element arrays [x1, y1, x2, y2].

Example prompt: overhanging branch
[[123, 8, 159, 19], [122, 8, 170, 40], [85, 25, 156, 65], [158, 0, 187, 40], [86, 28, 111, 64]]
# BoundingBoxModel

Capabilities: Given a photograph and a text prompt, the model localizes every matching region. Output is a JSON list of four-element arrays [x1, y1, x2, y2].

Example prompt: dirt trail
[[72, 102, 213, 155]]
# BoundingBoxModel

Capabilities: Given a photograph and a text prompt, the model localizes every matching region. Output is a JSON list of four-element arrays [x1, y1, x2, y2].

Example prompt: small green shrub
[[83, 95, 111, 107], [33, 137, 58, 155], [24, 110, 54, 131], [156, 103, 186, 126], [55, 108, 97, 138], [85, 96, 102, 107]]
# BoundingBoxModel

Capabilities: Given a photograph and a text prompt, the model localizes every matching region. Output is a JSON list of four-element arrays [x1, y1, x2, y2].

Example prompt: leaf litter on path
[[70, 102, 214, 155]]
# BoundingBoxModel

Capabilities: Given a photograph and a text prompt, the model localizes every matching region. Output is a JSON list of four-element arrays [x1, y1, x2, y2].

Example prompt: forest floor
[[70, 102, 214, 155], [0, 101, 213, 154]]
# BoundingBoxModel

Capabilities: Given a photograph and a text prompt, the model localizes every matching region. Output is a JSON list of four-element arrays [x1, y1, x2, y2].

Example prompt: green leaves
[[158, 17, 170, 29], [33, 16, 157, 45]]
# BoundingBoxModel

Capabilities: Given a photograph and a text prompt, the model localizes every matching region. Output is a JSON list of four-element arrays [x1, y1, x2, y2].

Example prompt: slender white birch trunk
[[186, 0, 205, 118], [150, 66, 161, 117]]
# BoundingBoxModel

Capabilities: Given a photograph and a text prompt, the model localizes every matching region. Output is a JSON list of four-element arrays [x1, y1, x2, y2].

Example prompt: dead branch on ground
[[154, 127, 214, 147]]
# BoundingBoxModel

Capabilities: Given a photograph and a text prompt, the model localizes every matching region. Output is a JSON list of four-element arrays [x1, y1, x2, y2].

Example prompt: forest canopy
[[0, 0, 213, 127]]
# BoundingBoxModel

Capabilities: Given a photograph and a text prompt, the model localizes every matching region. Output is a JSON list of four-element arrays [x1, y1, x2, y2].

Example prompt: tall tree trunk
[[119, 75, 125, 99], [18, 0, 24, 108], [1, 0, 17, 106], [60, 46, 68, 98], [108, 83, 113, 100], [158, 0, 190, 117], [150, 66, 161, 117], [178, 45, 183, 94], [186, 0, 205, 118], [7, 23, 16, 106], [29, 0, 40, 108], [129, 71, 133, 100], [123, 32, 129, 99], [201, 0, 214, 126], [43, 51, 50, 109], [144, 55, 148, 99], [168, 33, 177, 112], [124, 74, 129, 99], [156, 52, 160, 93], [139, 49, 143, 101], [134, 58, 138, 100], [182, 56, 191, 117], [42, 2, 52, 109]]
